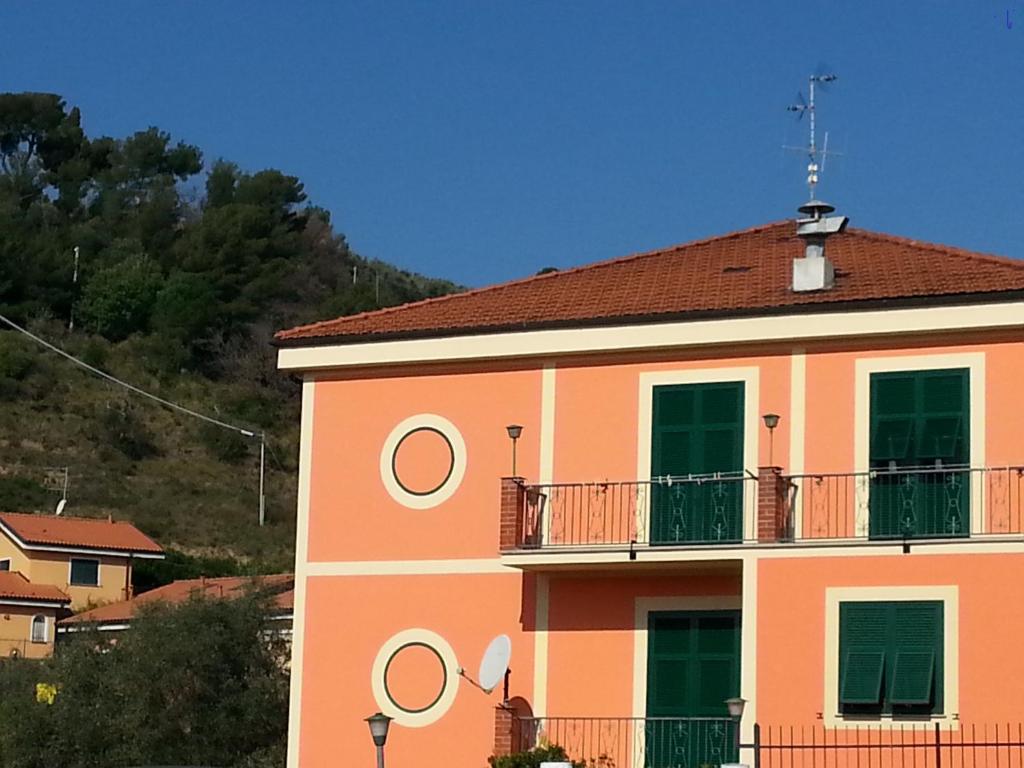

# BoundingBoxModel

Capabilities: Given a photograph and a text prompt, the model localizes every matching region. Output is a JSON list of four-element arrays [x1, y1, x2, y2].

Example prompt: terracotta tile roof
[[0, 572, 70, 604], [275, 221, 1024, 344], [0, 512, 163, 555], [59, 574, 294, 626]]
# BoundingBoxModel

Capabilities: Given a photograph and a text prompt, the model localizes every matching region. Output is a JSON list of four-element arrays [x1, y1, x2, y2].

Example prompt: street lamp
[[365, 712, 392, 768], [761, 413, 780, 466], [506, 424, 524, 476], [725, 697, 746, 753], [725, 697, 746, 719]]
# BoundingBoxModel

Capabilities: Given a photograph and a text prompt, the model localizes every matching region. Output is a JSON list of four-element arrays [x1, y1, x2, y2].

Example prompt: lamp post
[[725, 697, 746, 754], [761, 413, 780, 466], [365, 712, 392, 768], [506, 424, 523, 476]]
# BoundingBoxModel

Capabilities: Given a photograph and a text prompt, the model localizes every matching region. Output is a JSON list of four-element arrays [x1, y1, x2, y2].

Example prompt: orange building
[[0, 511, 164, 611], [0, 571, 70, 659], [276, 203, 1024, 768], [57, 573, 294, 637]]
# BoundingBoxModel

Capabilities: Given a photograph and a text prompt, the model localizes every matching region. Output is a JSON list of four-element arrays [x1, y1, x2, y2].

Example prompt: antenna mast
[[785, 73, 838, 199]]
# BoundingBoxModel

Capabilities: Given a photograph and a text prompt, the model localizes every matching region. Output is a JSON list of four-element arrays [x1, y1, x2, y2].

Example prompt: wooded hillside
[[0, 92, 459, 577]]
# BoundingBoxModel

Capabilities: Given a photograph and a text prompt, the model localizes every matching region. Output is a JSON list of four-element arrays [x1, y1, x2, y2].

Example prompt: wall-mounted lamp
[[761, 413, 780, 466], [506, 424, 524, 476]]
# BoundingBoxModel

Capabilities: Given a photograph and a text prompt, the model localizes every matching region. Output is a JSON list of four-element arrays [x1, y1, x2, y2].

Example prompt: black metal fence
[[517, 473, 759, 549], [514, 716, 737, 768], [755, 723, 1024, 768], [511, 718, 1024, 768]]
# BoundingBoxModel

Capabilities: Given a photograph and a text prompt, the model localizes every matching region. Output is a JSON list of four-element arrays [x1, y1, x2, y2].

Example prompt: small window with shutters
[[838, 600, 943, 716], [30, 615, 47, 644]]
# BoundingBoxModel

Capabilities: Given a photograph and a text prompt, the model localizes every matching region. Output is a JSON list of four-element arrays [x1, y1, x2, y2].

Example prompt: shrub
[[0, 476, 51, 511], [199, 422, 251, 463], [100, 402, 158, 460], [0, 333, 35, 380], [489, 744, 586, 768], [78, 255, 163, 341]]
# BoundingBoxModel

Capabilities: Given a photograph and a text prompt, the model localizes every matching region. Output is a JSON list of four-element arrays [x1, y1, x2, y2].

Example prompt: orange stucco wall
[[308, 365, 543, 563], [0, 532, 130, 609], [27, 552, 130, 609], [545, 571, 741, 717], [757, 551, 1024, 727], [299, 572, 534, 768], [0, 604, 58, 659]]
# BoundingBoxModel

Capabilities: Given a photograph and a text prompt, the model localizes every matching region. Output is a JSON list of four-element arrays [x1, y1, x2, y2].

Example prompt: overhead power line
[[0, 312, 269, 525]]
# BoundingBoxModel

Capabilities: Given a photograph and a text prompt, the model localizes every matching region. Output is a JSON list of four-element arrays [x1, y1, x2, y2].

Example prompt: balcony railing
[[790, 465, 1024, 541], [507, 473, 758, 550], [500, 465, 1024, 552], [512, 716, 737, 768]]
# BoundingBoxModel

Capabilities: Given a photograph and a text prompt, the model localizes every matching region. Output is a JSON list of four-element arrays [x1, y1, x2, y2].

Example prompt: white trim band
[[278, 301, 1024, 371]]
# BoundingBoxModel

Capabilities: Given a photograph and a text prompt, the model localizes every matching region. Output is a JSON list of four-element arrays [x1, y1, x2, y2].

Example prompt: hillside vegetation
[[0, 92, 459, 575]]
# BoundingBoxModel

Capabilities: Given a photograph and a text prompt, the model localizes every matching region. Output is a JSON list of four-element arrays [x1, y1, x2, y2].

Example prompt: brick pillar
[[757, 466, 791, 542], [499, 477, 526, 551], [493, 704, 515, 758]]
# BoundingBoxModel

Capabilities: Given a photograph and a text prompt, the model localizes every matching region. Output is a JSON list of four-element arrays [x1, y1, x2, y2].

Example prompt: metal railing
[[513, 716, 737, 768], [788, 465, 1024, 541], [506, 465, 1024, 553], [518, 473, 759, 550], [756, 722, 1024, 768]]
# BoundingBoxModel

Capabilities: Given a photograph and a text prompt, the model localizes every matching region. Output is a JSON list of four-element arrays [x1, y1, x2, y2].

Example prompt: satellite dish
[[55, 499, 66, 517], [477, 634, 512, 694]]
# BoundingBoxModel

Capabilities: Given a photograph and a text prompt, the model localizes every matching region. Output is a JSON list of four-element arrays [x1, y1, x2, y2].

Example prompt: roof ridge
[[276, 220, 791, 339], [0, 510, 132, 525]]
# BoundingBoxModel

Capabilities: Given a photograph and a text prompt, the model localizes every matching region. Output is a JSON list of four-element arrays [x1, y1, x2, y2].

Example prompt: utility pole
[[258, 432, 266, 527], [68, 246, 80, 331]]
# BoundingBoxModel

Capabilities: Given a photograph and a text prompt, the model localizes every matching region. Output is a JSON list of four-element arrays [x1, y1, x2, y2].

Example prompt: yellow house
[[0, 512, 164, 610], [0, 571, 70, 659]]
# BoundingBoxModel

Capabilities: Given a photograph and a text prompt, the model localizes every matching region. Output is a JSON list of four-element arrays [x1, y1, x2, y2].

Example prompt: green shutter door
[[869, 369, 969, 539], [647, 612, 740, 768], [650, 383, 744, 544], [839, 601, 943, 715]]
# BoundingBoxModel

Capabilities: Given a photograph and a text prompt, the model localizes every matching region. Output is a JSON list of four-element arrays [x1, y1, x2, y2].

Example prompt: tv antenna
[[458, 634, 512, 702], [784, 72, 841, 199]]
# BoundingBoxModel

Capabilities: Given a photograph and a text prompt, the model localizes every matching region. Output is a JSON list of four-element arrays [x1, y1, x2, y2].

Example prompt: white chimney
[[793, 200, 848, 292]]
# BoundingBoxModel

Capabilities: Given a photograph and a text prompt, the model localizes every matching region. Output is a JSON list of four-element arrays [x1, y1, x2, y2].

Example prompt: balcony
[[510, 715, 737, 768], [499, 465, 1024, 564]]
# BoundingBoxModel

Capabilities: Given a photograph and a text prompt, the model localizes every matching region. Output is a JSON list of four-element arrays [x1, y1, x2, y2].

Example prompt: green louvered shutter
[[889, 601, 943, 712], [839, 602, 888, 710], [650, 383, 744, 543], [869, 369, 969, 539], [839, 601, 943, 715]]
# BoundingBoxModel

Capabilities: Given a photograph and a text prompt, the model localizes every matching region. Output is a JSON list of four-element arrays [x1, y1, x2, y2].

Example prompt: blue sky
[[6, 1, 1023, 286]]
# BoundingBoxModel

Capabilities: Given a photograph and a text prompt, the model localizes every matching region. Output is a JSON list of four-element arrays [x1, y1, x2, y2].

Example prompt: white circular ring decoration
[[380, 414, 467, 509], [370, 628, 460, 728]]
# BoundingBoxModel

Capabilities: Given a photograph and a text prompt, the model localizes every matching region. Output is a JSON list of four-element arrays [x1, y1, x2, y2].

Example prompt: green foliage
[[131, 548, 244, 594], [78, 254, 163, 340], [99, 402, 158, 460], [489, 744, 586, 768], [0, 594, 289, 768], [200, 422, 251, 463], [0, 333, 35, 380], [0, 476, 50, 511], [0, 91, 460, 563]]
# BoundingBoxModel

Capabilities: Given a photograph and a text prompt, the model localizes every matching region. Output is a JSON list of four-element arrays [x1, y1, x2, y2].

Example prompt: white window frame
[[30, 614, 48, 644], [854, 353, 985, 536], [824, 585, 959, 728], [0, 558, 10, 572], [68, 557, 101, 587]]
